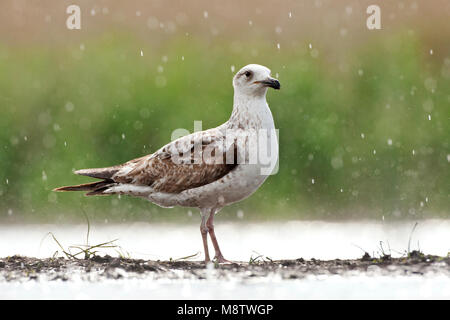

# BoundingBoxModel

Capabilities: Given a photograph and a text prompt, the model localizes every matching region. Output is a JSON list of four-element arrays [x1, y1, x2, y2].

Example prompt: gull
[[54, 64, 280, 263]]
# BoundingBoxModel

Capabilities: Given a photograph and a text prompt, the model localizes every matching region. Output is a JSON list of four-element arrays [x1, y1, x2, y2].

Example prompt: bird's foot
[[214, 255, 233, 264]]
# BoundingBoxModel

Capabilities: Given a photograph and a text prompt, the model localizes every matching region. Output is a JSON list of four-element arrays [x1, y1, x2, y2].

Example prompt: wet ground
[[1, 220, 449, 298], [1, 252, 450, 299], [1, 251, 449, 283]]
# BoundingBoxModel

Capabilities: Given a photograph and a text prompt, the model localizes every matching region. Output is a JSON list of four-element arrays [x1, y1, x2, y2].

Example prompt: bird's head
[[232, 64, 280, 97]]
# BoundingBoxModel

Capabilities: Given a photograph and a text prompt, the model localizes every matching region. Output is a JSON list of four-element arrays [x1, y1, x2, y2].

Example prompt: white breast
[[153, 100, 278, 209]]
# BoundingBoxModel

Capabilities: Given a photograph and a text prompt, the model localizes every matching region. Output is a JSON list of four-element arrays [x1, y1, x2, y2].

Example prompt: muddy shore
[[1, 252, 449, 282]]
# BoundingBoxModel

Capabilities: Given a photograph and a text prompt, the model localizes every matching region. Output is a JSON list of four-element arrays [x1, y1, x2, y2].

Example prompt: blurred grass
[[0, 32, 448, 222]]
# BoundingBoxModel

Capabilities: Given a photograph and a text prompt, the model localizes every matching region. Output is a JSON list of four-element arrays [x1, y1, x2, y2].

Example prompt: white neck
[[226, 92, 274, 130]]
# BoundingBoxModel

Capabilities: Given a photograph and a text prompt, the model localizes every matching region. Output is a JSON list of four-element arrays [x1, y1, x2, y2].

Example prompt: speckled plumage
[[54, 64, 280, 262]]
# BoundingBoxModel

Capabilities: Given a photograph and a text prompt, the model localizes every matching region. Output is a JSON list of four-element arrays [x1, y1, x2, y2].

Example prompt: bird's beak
[[254, 77, 281, 90]]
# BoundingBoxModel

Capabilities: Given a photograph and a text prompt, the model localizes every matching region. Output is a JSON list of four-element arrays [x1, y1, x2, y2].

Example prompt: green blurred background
[[0, 0, 448, 222]]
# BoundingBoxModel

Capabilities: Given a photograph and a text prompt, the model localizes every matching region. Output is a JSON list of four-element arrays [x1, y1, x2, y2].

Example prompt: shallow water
[[1, 220, 449, 260], [2, 275, 450, 299], [0, 220, 449, 299]]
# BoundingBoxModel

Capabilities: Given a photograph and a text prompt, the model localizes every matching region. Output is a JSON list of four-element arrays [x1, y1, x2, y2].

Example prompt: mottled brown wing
[[112, 129, 237, 193]]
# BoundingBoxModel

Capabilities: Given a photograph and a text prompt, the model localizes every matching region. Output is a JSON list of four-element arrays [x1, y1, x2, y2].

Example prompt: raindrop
[[140, 108, 150, 118], [147, 17, 159, 30], [155, 75, 167, 88], [134, 121, 143, 130], [10, 136, 19, 146], [65, 101, 75, 112], [392, 210, 402, 218], [331, 157, 344, 169], [424, 77, 437, 92]]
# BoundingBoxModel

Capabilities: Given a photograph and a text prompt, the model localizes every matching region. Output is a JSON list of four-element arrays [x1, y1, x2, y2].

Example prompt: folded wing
[[113, 129, 237, 193]]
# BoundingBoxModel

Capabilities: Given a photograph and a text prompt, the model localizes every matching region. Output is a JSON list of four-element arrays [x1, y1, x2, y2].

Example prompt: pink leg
[[200, 215, 210, 262], [206, 212, 230, 263]]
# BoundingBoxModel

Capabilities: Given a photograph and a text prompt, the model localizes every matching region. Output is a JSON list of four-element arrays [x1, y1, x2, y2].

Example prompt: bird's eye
[[244, 71, 252, 78]]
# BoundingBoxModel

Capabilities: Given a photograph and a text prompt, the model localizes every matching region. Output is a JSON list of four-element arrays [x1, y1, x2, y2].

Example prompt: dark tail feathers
[[53, 180, 114, 196], [74, 167, 120, 180]]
